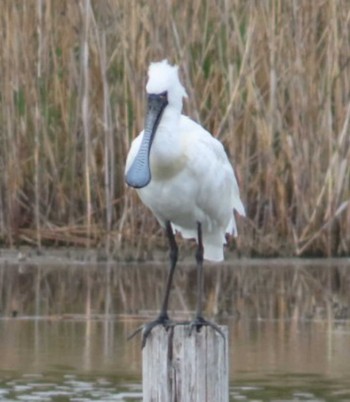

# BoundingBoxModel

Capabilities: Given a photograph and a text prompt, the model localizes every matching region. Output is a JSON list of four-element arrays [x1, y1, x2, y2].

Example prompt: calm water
[[0, 256, 350, 401]]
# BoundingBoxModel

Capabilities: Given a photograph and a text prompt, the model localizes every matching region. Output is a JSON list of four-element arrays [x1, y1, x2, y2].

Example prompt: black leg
[[195, 222, 204, 318], [128, 221, 188, 348], [159, 220, 178, 318], [189, 222, 225, 340]]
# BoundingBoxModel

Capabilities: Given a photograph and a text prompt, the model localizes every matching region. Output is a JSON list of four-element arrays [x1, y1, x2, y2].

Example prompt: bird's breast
[[150, 153, 187, 180], [149, 128, 188, 180], [137, 165, 201, 229]]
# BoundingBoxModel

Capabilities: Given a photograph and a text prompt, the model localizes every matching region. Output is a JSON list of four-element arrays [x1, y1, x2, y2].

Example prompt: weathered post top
[[142, 325, 229, 402]]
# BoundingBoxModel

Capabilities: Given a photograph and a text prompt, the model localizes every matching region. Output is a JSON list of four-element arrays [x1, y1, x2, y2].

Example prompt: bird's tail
[[203, 231, 226, 262], [173, 224, 225, 262], [234, 198, 246, 217]]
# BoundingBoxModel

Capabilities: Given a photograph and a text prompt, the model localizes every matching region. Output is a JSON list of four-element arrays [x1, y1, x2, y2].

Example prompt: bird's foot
[[188, 315, 225, 341], [128, 314, 189, 348]]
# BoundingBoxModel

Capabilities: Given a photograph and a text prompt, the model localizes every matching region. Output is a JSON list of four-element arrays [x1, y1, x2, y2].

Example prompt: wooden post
[[142, 325, 228, 402]]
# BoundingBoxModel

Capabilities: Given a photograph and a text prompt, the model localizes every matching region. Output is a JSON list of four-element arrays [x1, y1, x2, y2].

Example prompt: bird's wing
[[180, 116, 245, 226]]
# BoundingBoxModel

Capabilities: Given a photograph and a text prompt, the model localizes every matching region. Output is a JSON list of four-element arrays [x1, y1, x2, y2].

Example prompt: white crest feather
[[146, 60, 187, 109]]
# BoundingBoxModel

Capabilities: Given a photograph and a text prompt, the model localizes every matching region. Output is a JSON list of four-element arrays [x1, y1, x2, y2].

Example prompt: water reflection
[[0, 257, 350, 401], [0, 319, 350, 401], [0, 373, 142, 401], [2, 319, 350, 380], [1, 258, 350, 320]]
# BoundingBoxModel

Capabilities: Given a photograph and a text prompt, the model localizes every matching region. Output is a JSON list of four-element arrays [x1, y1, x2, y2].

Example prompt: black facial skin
[[125, 92, 168, 189]]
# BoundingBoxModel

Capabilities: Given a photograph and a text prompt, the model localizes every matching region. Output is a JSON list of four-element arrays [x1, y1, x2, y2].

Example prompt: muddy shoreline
[[0, 247, 349, 267]]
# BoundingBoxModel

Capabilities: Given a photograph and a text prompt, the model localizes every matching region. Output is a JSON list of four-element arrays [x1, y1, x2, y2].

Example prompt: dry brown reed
[[0, 0, 349, 256]]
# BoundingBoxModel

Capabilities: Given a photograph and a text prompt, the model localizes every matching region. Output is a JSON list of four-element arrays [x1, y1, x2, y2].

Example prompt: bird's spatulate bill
[[125, 94, 168, 188], [125, 128, 153, 188]]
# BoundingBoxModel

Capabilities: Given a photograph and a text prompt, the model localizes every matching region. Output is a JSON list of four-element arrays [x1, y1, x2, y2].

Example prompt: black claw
[[128, 316, 224, 347], [188, 316, 225, 341], [128, 315, 190, 348], [141, 317, 170, 348], [127, 325, 144, 342]]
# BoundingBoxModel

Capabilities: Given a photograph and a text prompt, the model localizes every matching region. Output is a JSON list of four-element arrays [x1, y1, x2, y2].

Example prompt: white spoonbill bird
[[125, 60, 245, 346]]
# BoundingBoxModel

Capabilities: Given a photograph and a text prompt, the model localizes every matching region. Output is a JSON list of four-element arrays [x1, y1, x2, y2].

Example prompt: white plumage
[[125, 59, 245, 261]]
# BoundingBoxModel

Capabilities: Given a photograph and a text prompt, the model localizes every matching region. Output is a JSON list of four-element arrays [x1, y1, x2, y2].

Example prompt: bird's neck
[[150, 108, 185, 178], [158, 105, 181, 130]]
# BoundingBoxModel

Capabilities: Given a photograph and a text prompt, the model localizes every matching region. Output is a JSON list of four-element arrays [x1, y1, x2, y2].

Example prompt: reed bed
[[0, 0, 349, 256]]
